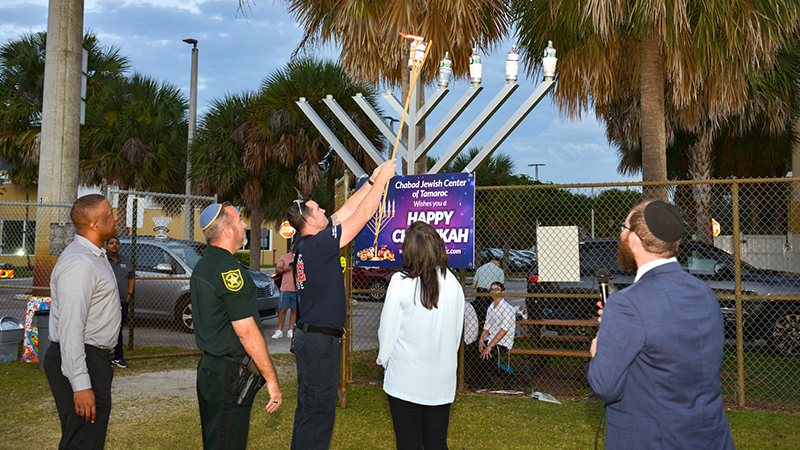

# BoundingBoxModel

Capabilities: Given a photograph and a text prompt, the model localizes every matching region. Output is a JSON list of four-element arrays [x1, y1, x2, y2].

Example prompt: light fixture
[[542, 40, 557, 81], [506, 45, 519, 84], [469, 48, 482, 87], [438, 52, 452, 89]]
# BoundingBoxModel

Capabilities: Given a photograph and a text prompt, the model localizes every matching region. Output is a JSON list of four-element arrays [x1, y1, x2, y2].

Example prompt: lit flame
[[399, 32, 424, 42]]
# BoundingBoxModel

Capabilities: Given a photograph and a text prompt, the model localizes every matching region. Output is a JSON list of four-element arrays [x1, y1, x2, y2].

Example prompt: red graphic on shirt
[[296, 256, 306, 290]]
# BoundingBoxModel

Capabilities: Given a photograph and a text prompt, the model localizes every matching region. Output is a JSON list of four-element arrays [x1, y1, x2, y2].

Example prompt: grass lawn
[[1, 354, 799, 449]]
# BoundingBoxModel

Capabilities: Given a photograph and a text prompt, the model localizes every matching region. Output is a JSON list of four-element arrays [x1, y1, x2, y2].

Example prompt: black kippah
[[644, 201, 684, 242]]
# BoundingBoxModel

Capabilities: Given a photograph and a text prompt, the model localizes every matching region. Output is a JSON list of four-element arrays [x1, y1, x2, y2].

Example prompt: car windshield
[[165, 241, 205, 269]]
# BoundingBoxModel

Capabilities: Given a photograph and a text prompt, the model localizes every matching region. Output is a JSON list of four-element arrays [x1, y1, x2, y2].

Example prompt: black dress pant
[[387, 394, 451, 450], [44, 342, 113, 450]]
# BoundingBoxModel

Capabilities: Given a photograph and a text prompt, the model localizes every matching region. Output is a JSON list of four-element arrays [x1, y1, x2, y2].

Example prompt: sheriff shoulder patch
[[221, 269, 244, 291]]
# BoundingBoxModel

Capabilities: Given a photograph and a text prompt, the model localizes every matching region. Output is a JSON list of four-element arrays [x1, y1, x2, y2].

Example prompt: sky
[[1, 0, 640, 185]]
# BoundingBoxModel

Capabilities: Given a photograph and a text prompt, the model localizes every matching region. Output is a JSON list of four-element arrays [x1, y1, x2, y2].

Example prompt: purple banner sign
[[354, 172, 475, 268]]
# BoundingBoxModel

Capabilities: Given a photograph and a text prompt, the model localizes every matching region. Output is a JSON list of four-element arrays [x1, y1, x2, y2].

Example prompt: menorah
[[365, 199, 396, 261], [298, 36, 558, 257], [296, 39, 558, 178]]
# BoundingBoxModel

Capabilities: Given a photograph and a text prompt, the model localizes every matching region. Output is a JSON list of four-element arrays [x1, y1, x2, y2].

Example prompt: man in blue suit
[[588, 200, 734, 449]]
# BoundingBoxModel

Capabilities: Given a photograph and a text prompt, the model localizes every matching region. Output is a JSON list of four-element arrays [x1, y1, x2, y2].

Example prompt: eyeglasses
[[489, 287, 503, 292], [620, 221, 631, 232]]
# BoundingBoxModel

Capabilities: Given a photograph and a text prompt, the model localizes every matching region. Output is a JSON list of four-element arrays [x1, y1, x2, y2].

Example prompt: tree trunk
[[249, 195, 262, 270], [639, 34, 668, 201], [688, 127, 715, 244], [790, 104, 800, 234], [117, 192, 129, 236]]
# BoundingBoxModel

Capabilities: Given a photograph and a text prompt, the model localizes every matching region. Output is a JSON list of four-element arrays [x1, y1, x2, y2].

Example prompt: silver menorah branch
[[297, 42, 558, 177]]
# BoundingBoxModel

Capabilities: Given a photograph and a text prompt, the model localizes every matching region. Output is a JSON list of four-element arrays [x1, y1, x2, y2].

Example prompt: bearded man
[[588, 200, 734, 449]]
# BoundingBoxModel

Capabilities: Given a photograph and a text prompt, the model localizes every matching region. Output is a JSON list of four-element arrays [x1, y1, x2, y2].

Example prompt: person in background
[[588, 201, 734, 449], [377, 221, 465, 450], [288, 158, 396, 450], [44, 194, 121, 449], [191, 202, 282, 449], [477, 281, 516, 389], [105, 236, 134, 368], [471, 257, 504, 323], [272, 251, 297, 339]]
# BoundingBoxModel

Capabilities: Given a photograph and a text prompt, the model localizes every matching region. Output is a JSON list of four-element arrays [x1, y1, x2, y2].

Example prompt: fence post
[[336, 172, 351, 407], [128, 197, 138, 350], [731, 180, 745, 407], [458, 268, 466, 391]]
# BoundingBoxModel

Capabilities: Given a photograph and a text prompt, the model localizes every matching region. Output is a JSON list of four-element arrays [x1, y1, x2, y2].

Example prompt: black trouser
[[113, 301, 128, 360], [291, 329, 342, 450], [476, 343, 513, 389], [463, 341, 482, 389], [197, 353, 253, 450], [387, 394, 451, 450], [44, 342, 113, 450], [472, 288, 491, 323]]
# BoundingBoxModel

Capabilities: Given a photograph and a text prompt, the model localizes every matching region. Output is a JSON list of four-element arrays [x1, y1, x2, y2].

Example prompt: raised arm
[[331, 159, 397, 227], [338, 158, 397, 247]]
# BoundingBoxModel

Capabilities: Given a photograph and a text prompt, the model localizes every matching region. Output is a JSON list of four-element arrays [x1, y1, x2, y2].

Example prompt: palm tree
[[80, 73, 188, 233], [282, 0, 512, 174], [512, 0, 800, 201], [191, 92, 297, 269], [0, 31, 129, 187], [614, 37, 800, 241]]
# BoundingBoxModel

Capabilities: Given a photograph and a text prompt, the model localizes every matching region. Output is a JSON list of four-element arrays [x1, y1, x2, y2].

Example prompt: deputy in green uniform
[[191, 202, 282, 449]]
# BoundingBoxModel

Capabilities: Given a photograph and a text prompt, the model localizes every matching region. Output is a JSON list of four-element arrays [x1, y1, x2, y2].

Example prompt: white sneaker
[[271, 330, 283, 339], [287, 329, 294, 339]]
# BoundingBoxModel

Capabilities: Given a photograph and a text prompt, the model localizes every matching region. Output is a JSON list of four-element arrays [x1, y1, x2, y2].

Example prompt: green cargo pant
[[197, 353, 253, 450]]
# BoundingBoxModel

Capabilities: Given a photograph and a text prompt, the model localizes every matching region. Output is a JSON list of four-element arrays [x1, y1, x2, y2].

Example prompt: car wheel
[[368, 279, 388, 301], [769, 308, 800, 357], [176, 296, 194, 334]]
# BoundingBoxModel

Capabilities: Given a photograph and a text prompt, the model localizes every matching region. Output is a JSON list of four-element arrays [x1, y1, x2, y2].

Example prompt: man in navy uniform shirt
[[288, 158, 396, 450]]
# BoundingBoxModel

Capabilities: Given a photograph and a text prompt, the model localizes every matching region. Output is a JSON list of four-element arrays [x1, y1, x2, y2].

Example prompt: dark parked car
[[118, 237, 279, 333], [526, 238, 800, 356], [352, 266, 399, 301], [479, 248, 537, 272]]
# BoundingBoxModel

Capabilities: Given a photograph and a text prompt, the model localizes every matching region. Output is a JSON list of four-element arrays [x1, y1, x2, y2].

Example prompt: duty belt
[[296, 320, 344, 338]]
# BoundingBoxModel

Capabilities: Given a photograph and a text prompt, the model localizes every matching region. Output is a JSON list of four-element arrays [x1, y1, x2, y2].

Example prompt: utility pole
[[33, 0, 84, 294], [183, 38, 198, 240]]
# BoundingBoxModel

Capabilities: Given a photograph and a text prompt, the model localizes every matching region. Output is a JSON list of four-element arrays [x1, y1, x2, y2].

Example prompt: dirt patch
[[109, 365, 297, 420]]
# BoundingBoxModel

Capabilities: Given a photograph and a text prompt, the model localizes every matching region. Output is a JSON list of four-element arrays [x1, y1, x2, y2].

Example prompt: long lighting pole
[[528, 163, 545, 181], [183, 38, 198, 240]]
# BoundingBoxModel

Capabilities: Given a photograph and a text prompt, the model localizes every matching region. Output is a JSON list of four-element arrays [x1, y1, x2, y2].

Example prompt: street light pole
[[183, 38, 198, 240], [528, 163, 545, 181]]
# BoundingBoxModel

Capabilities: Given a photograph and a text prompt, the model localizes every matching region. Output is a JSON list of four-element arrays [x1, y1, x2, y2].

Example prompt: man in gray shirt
[[44, 194, 121, 450]]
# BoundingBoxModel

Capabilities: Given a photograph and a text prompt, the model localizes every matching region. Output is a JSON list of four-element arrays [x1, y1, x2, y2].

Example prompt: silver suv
[[118, 237, 278, 333]]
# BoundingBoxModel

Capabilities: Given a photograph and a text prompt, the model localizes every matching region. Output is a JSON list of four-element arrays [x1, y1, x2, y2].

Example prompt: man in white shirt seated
[[477, 282, 517, 389]]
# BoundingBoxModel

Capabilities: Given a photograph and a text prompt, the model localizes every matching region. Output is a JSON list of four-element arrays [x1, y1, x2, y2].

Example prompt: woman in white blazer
[[377, 221, 465, 450]]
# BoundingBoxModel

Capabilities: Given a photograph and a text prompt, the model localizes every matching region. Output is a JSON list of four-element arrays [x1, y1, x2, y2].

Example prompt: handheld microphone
[[595, 269, 611, 307]]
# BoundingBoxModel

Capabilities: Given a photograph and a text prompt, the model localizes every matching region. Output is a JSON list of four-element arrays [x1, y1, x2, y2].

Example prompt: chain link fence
[[347, 178, 800, 411], [0, 189, 287, 362]]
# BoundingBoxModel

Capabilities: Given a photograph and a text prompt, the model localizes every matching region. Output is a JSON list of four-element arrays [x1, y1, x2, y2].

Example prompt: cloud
[[0, 1, 636, 186]]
